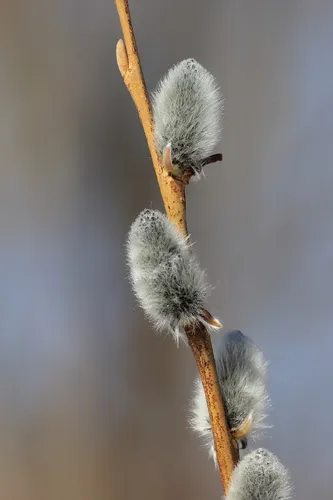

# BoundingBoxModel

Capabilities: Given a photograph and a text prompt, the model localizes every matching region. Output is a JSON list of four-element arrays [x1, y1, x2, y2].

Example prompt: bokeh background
[[1, 1, 333, 499]]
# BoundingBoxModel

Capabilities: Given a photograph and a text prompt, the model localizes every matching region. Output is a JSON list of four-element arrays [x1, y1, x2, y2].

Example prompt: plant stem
[[186, 323, 238, 488], [115, 0, 187, 236], [114, 0, 238, 492]]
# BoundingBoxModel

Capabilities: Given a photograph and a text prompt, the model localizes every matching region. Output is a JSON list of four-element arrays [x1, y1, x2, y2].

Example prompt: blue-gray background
[[1, 1, 332, 499]]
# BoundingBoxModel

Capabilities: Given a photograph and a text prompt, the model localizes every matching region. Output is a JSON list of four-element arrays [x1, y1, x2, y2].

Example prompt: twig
[[186, 323, 239, 483], [115, 1, 187, 236], [115, 0, 238, 492]]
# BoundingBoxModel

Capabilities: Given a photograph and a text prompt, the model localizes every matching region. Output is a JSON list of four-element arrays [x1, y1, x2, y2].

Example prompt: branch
[[115, 0, 238, 492], [115, 1, 187, 236], [186, 323, 239, 484]]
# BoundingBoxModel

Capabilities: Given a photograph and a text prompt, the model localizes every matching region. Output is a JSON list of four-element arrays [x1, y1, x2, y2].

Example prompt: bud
[[153, 58, 222, 177], [190, 331, 269, 461], [226, 448, 292, 500], [127, 209, 221, 344]]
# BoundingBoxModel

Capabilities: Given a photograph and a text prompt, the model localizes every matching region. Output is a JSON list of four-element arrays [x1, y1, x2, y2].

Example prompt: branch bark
[[115, 0, 238, 492]]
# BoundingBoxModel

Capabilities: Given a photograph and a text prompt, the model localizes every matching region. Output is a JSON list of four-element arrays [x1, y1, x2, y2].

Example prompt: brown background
[[1, 1, 333, 499]]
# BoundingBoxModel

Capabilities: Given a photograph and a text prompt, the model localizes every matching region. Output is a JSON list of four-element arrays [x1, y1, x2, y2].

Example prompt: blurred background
[[1, 0, 333, 499]]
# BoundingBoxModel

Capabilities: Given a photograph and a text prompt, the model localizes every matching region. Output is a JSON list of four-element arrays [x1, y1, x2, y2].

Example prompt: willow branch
[[115, 0, 238, 492], [186, 323, 239, 487], [115, 1, 187, 236]]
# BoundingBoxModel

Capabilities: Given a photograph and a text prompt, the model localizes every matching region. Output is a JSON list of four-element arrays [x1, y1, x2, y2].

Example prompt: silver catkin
[[190, 331, 269, 462], [152, 58, 222, 175], [127, 209, 214, 344], [226, 448, 293, 500]]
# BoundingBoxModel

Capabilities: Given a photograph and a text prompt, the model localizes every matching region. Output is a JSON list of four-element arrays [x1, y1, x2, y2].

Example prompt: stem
[[115, 0, 238, 492], [186, 323, 238, 488], [115, 0, 187, 236]]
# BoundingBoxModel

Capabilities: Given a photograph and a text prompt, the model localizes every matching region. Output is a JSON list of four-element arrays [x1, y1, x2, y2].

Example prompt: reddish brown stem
[[115, 0, 238, 493], [115, 0, 187, 236], [186, 323, 239, 488]]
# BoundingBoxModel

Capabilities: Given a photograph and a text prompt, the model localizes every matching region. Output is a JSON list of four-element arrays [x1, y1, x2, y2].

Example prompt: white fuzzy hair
[[152, 58, 222, 175], [190, 331, 269, 462], [226, 448, 293, 500], [127, 209, 212, 344]]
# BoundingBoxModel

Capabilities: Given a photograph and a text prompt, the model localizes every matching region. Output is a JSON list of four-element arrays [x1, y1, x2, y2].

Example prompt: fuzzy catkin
[[152, 58, 222, 175], [127, 209, 212, 344], [190, 331, 269, 461], [226, 448, 292, 500]]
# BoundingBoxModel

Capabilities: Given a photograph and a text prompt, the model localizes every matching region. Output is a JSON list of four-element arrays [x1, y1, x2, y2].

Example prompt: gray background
[[1, 1, 333, 499]]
